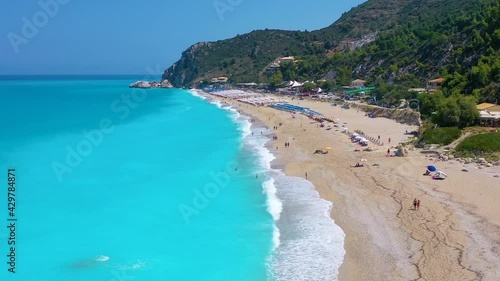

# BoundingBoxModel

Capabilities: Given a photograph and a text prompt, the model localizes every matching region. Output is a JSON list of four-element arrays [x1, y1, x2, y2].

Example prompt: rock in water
[[129, 81, 151, 88], [129, 79, 173, 88]]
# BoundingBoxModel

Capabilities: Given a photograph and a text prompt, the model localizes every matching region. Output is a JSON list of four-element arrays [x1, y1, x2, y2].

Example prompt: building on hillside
[[211, 76, 229, 83], [427, 78, 444, 92], [278, 56, 295, 65], [350, 79, 366, 89], [477, 103, 500, 127], [235, 82, 258, 88], [269, 62, 280, 68], [408, 88, 427, 94]]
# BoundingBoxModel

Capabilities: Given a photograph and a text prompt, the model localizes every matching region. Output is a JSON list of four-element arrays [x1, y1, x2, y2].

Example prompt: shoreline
[[193, 89, 500, 280], [198, 90, 346, 280]]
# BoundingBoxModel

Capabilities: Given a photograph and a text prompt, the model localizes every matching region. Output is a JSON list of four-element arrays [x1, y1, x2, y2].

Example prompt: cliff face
[[162, 42, 209, 87]]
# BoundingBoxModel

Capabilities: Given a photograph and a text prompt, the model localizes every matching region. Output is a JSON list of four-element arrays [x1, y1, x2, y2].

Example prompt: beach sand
[[203, 91, 500, 281]]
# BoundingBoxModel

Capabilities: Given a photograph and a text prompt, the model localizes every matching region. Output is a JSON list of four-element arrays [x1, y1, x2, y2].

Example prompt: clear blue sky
[[1, 0, 366, 75]]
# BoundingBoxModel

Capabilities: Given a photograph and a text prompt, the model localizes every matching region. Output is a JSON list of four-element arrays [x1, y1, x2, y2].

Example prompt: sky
[[0, 0, 366, 75]]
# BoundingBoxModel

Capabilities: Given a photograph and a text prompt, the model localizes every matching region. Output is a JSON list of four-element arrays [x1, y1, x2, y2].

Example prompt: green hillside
[[163, 0, 500, 103]]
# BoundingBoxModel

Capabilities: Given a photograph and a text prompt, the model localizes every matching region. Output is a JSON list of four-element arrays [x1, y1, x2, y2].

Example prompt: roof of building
[[280, 56, 295, 60], [236, 82, 257, 86], [428, 78, 444, 83], [486, 105, 500, 112], [351, 79, 366, 83], [477, 103, 497, 110]]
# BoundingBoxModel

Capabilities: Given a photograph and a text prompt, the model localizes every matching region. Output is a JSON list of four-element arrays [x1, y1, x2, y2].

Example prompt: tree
[[280, 62, 296, 81], [269, 71, 283, 89], [323, 40, 333, 50], [337, 66, 352, 86], [418, 91, 445, 119], [303, 82, 316, 92], [318, 80, 335, 91], [456, 95, 480, 127], [433, 96, 460, 126], [431, 95, 479, 127]]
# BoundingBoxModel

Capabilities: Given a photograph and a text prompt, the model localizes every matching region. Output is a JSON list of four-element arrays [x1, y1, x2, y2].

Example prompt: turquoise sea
[[0, 76, 344, 281]]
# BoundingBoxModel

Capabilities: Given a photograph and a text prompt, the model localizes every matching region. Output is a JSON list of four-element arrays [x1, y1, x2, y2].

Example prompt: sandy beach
[[201, 90, 500, 281]]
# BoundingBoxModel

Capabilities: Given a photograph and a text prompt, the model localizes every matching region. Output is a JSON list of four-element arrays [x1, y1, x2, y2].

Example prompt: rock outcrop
[[129, 81, 151, 88], [129, 79, 173, 89], [160, 79, 173, 88]]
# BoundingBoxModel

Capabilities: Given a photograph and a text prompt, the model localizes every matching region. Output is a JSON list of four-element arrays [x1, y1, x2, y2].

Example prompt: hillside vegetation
[[164, 0, 499, 99]]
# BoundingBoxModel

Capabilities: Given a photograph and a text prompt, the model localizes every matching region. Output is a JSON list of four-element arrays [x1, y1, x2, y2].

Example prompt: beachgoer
[[413, 198, 417, 210], [305, 172, 308, 179], [388, 137, 391, 143], [387, 148, 390, 155], [378, 135, 380, 140], [416, 200, 420, 210]]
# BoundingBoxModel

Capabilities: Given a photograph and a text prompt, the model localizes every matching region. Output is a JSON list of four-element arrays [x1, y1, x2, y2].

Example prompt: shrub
[[456, 132, 500, 153], [419, 127, 462, 145]]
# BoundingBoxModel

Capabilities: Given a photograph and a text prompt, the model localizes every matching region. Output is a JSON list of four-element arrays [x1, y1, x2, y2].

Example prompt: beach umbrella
[[427, 165, 437, 172]]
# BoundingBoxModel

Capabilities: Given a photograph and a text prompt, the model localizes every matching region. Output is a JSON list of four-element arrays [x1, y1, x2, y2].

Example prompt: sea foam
[[196, 91, 345, 280], [188, 89, 207, 100], [270, 173, 345, 281]]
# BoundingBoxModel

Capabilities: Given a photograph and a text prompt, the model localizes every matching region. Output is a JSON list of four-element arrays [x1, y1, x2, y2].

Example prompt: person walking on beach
[[413, 198, 417, 210], [416, 200, 420, 210], [388, 137, 391, 143], [305, 172, 308, 179]]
